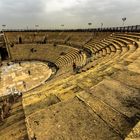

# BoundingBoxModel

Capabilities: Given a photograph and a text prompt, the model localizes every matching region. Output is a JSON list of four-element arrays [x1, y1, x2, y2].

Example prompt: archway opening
[[0, 47, 9, 60]]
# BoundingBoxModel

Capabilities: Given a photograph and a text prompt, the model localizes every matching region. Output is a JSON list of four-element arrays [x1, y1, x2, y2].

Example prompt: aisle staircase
[[0, 97, 28, 140]]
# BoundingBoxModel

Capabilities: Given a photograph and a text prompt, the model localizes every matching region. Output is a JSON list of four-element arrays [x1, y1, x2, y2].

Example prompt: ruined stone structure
[[0, 26, 140, 140]]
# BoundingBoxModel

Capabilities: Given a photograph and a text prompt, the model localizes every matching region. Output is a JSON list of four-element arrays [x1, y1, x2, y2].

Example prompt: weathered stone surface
[[77, 91, 135, 138], [90, 79, 140, 118], [26, 98, 121, 140], [0, 97, 28, 140], [1, 31, 140, 140]]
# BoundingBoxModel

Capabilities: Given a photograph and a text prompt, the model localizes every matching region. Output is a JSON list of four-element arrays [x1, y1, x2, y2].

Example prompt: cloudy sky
[[0, 0, 140, 29]]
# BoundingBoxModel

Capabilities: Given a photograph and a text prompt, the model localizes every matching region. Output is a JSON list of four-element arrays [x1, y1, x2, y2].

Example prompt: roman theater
[[0, 26, 140, 140]]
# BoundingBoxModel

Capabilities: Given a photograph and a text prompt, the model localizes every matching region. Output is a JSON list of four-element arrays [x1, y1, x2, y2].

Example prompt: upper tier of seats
[[4, 31, 93, 46]]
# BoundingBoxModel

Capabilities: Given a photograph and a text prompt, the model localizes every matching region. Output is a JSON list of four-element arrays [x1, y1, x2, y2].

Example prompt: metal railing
[[1, 25, 140, 32]]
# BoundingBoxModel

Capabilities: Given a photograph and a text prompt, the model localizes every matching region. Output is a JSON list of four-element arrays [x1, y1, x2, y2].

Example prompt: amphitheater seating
[[4, 31, 93, 46], [0, 94, 28, 140], [7, 43, 87, 74], [0, 30, 140, 139], [4, 32, 56, 44], [66, 32, 93, 46], [84, 32, 140, 61], [22, 31, 140, 139], [4, 31, 89, 75]]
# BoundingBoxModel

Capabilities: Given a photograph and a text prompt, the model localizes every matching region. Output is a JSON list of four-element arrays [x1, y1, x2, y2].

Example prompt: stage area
[[0, 61, 52, 96]]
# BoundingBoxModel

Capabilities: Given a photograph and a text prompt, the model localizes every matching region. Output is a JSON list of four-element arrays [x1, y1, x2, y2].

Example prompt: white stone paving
[[0, 61, 52, 97]]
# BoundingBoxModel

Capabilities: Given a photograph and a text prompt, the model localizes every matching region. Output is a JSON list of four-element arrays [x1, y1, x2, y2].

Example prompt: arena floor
[[0, 61, 52, 96]]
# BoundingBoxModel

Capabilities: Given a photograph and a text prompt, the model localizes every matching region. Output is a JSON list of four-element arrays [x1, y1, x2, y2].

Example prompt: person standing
[[19, 62, 21, 66], [28, 70, 31, 75], [73, 62, 76, 73], [23, 81, 27, 91]]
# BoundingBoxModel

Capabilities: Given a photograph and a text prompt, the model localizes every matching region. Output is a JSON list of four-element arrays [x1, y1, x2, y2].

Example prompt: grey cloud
[[0, 0, 140, 29], [0, 0, 45, 16]]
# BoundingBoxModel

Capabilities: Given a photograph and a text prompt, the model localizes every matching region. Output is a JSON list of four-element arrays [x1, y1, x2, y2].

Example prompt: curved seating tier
[[84, 32, 140, 61], [7, 44, 87, 75], [1, 31, 140, 140]]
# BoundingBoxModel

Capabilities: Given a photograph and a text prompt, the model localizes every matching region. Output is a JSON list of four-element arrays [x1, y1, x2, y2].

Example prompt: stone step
[[127, 57, 140, 74], [126, 48, 140, 61], [23, 94, 61, 116], [0, 111, 25, 131], [90, 79, 140, 118], [0, 119, 27, 136], [0, 98, 28, 140], [0, 123, 28, 140], [76, 91, 135, 138], [25, 98, 122, 140], [110, 69, 140, 89]]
